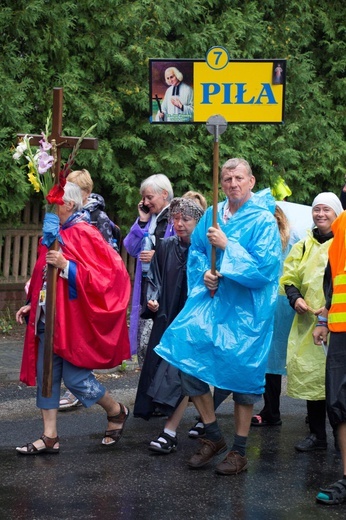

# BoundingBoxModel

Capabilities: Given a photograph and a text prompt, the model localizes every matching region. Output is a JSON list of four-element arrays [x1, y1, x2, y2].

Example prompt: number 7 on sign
[[214, 52, 222, 66], [206, 46, 230, 71]]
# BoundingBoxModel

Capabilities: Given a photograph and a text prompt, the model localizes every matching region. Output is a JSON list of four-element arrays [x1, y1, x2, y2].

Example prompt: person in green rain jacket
[[280, 192, 343, 453]]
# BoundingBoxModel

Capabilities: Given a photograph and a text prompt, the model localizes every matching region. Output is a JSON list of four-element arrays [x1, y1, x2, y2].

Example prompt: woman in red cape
[[16, 182, 131, 455]]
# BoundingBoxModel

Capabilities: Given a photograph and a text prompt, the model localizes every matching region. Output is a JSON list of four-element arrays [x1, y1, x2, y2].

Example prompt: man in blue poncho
[[155, 158, 281, 475]]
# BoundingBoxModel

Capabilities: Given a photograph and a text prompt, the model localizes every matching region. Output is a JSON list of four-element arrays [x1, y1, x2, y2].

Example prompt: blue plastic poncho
[[154, 189, 281, 394], [266, 201, 313, 375]]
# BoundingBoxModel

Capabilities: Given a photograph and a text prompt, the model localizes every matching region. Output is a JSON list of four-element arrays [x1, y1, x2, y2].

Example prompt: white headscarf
[[312, 192, 343, 217]]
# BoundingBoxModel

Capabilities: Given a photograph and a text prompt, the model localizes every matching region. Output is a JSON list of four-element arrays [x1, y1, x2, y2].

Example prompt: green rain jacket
[[280, 229, 331, 400]]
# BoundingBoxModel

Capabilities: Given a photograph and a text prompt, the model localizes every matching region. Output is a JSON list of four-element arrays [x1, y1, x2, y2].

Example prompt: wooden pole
[[42, 93, 62, 397], [206, 115, 227, 297], [42, 140, 60, 397], [211, 129, 219, 279], [42, 239, 58, 397]]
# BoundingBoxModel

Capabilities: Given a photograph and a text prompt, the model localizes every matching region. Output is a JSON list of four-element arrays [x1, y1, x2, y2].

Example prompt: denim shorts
[[180, 371, 262, 405]]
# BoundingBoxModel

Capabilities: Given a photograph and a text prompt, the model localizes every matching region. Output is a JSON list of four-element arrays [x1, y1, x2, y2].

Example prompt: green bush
[[1, 0, 345, 233]]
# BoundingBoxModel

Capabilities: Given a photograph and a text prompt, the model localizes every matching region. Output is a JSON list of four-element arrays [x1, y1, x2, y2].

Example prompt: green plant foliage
[[0, 307, 15, 334], [0, 0, 345, 233]]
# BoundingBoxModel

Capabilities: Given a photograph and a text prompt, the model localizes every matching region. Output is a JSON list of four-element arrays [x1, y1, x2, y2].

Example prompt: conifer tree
[[0, 0, 345, 228]]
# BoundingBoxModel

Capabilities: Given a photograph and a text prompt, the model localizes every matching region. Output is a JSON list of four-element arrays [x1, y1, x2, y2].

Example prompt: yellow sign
[[150, 48, 286, 124]]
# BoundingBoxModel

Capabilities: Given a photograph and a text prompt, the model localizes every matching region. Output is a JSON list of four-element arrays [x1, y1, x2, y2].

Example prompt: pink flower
[[38, 151, 54, 174], [39, 133, 52, 151]]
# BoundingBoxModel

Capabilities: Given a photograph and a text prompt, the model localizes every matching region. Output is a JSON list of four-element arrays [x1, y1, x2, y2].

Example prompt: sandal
[[188, 421, 205, 438], [102, 403, 129, 446], [149, 431, 178, 454], [16, 434, 60, 456], [59, 390, 82, 410], [316, 479, 346, 505], [251, 414, 282, 427]]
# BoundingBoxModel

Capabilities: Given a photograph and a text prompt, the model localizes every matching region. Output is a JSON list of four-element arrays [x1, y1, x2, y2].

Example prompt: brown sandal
[[102, 403, 129, 446], [16, 434, 60, 455]]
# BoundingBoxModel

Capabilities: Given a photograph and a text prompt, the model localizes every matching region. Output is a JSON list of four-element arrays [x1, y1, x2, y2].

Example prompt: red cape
[[20, 222, 131, 386]]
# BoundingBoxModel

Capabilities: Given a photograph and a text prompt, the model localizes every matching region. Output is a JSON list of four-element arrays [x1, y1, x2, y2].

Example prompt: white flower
[[12, 135, 31, 160]]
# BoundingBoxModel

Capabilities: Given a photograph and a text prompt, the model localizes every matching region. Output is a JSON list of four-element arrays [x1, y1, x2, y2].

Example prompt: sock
[[204, 420, 222, 442], [164, 427, 176, 438], [150, 429, 176, 448], [231, 434, 247, 457]]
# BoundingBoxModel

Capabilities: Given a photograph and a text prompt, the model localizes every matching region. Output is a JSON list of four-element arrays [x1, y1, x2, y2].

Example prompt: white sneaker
[[59, 390, 81, 410]]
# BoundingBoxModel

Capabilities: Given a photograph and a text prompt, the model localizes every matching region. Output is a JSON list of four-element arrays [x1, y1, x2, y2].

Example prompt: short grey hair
[[165, 67, 183, 83], [221, 158, 253, 178], [63, 181, 83, 212], [140, 174, 174, 201]]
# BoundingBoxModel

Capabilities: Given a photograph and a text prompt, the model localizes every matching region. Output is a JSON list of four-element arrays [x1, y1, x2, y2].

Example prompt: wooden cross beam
[[17, 87, 98, 176]]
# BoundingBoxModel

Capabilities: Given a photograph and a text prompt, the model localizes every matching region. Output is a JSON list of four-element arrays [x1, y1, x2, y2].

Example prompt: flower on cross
[[13, 113, 56, 202], [13, 114, 96, 210]]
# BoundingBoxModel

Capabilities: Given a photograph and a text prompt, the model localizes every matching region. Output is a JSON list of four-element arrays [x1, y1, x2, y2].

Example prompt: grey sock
[[231, 434, 247, 457], [204, 420, 222, 442]]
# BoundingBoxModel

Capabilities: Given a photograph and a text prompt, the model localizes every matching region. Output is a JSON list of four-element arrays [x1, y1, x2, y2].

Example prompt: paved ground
[[0, 338, 26, 383], [0, 337, 345, 519]]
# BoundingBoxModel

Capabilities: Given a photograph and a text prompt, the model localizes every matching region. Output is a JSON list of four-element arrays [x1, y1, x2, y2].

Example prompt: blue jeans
[[36, 321, 106, 409]]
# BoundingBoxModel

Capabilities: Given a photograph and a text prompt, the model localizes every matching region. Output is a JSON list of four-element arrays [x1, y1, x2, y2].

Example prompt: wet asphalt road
[[0, 370, 345, 520]]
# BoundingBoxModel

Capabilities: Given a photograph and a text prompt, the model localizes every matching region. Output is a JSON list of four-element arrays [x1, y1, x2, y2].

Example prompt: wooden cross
[[17, 87, 98, 397], [18, 87, 98, 176]]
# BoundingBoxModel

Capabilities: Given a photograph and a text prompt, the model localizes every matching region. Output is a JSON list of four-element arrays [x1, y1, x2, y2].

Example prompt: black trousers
[[307, 399, 326, 440], [326, 331, 346, 428], [259, 373, 282, 422]]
